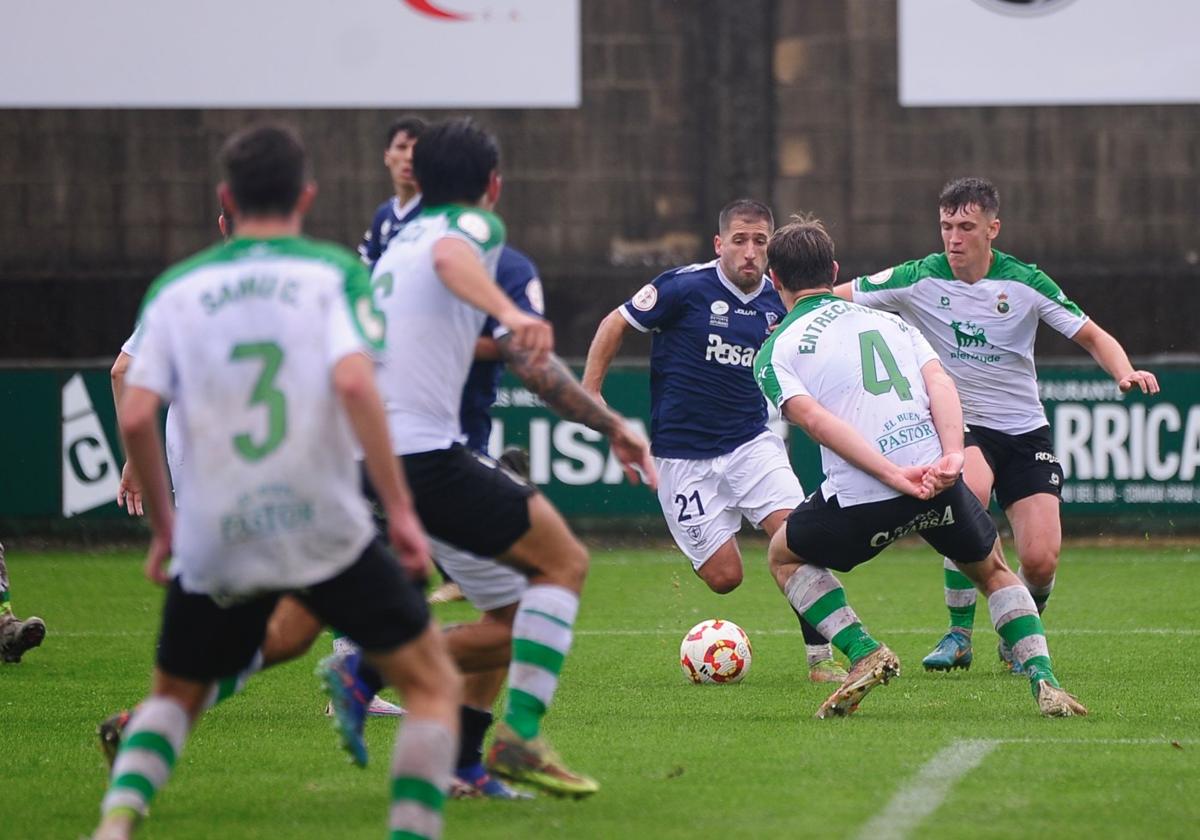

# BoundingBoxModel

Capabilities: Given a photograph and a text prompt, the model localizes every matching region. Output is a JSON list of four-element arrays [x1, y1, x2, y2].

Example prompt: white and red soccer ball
[[680, 619, 752, 684]]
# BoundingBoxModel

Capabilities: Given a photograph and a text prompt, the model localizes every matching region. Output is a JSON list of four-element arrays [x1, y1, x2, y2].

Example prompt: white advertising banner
[[0, 0, 579, 108], [899, 0, 1200, 106]]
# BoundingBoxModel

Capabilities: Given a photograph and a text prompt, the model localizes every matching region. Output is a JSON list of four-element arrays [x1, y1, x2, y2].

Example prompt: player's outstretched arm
[[1071, 321, 1160, 395], [499, 335, 657, 489], [920, 359, 966, 495], [332, 353, 431, 579], [580, 308, 632, 401], [781, 395, 929, 499], [118, 386, 174, 584], [432, 237, 552, 367], [110, 350, 144, 516], [831, 281, 854, 301]]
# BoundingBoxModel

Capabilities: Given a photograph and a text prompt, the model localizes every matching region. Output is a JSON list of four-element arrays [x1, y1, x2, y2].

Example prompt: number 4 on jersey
[[858, 330, 912, 401]]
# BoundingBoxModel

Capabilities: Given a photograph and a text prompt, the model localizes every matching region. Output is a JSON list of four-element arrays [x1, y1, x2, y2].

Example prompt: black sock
[[458, 705, 494, 771], [794, 606, 828, 646], [358, 661, 384, 697]]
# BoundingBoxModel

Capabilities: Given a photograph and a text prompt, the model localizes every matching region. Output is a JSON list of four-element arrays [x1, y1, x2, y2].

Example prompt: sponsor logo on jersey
[[710, 300, 730, 315], [62, 374, 120, 518], [869, 505, 956, 548], [709, 314, 729, 328], [735, 307, 757, 317], [997, 292, 1010, 314], [457, 211, 491, 244], [939, 295, 951, 309], [631, 284, 658, 311], [705, 334, 755, 367], [1035, 451, 1060, 464], [866, 267, 894, 286], [950, 320, 989, 349]]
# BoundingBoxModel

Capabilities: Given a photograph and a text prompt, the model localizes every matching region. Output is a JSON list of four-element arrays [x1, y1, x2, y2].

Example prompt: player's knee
[[699, 562, 742, 595], [1019, 551, 1057, 585]]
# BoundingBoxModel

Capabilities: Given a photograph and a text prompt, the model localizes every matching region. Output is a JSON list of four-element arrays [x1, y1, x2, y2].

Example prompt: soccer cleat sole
[[816, 646, 901, 719]]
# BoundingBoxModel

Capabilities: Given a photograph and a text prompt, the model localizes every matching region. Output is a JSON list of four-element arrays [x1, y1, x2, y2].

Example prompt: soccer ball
[[679, 619, 752, 684]]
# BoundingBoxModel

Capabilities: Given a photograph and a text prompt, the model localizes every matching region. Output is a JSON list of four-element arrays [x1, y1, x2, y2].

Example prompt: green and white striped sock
[[201, 649, 263, 711], [0, 588, 11, 617], [389, 718, 453, 840], [784, 565, 879, 664], [1017, 566, 1055, 614], [943, 557, 976, 635], [505, 584, 578, 740], [101, 696, 190, 817], [988, 585, 1058, 689]]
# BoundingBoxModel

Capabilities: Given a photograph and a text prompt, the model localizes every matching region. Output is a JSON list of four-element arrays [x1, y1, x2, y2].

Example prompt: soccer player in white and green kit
[[836, 177, 1159, 673], [755, 216, 1086, 719], [92, 126, 462, 840]]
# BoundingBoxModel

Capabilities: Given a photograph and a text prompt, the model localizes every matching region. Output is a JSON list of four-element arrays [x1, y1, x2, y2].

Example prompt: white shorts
[[655, 430, 804, 570], [430, 537, 527, 612]]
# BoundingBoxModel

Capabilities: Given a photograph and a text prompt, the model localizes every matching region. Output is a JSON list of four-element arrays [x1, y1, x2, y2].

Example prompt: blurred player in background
[[358, 115, 426, 266], [757, 216, 1086, 719], [582, 199, 846, 683], [92, 124, 460, 840], [836, 177, 1159, 674]]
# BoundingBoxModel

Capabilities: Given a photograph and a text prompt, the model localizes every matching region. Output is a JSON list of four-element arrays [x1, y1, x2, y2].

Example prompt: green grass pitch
[[4, 542, 1199, 838]]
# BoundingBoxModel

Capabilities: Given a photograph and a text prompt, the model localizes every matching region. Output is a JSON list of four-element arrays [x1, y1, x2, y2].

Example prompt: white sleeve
[[124, 303, 176, 403], [326, 290, 371, 368]]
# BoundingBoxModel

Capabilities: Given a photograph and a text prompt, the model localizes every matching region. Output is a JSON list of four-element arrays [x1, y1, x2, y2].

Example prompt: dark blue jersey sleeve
[[619, 268, 687, 333], [484, 246, 545, 338], [357, 202, 390, 266]]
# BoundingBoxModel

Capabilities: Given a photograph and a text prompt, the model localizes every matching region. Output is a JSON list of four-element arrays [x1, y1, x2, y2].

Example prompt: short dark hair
[[385, 116, 426, 149], [413, 118, 500, 206], [939, 176, 1000, 217], [767, 215, 836, 292], [221, 125, 307, 217], [718, 198, 773, 234]]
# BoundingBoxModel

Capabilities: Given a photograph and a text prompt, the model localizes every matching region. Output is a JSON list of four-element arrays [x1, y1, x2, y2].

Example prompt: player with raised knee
[[91, 124, 461, 840], [582, 199, 846, 683], [756, 215, 1086, 719], [834, 177, 1159, 674]]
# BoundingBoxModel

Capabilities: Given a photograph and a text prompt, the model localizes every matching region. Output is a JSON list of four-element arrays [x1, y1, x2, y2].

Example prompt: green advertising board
[[2, 361, 1197, 533]]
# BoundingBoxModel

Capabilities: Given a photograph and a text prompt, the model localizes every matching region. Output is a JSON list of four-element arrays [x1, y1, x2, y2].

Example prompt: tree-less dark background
[[2, 0, 1197, 361]]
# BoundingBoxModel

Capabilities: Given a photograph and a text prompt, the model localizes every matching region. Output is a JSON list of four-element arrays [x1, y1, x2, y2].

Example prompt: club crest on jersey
[[866, 267, 894, 285], [631, 284, 658, 311], [996, 292, 1010, 314], [456, 211, 491, 244]]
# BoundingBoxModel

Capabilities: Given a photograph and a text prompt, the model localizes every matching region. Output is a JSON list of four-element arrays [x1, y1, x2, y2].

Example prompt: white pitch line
[[854, 739, 999, 840]]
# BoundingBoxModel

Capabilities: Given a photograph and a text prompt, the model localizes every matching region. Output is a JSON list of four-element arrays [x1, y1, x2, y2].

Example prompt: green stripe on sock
[[123, 731, 177, 769], [111, 772, 156, 803], [506, 687, 547, 740], [997, 613, 1044, 648], [391, 831, 430, 840], [803, 588, 848, 627], [948, 605, 975, 630], [831, 624, 879, 663], [0, 590, 10, 603], [944, 568, 974, 590], [391, 776, 445, 811], [214, 676, 239, 704], [513, 639, 565, 674], [522, 608, 572, 629], [1022, 655, 1059, 689]]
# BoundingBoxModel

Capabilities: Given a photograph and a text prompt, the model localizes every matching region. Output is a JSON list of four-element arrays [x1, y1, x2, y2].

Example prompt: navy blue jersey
[[460, 246, 545, 452], [357, 194, 422, 266], [620, 260, 785, 459]]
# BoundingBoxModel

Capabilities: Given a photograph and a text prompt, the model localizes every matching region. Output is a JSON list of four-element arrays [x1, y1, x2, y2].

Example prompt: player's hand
[[503, 312, 553, 368], [888, 465, 933, 500], [144, 529, 172, 586], [387, 504, 433, 584], [1119, 370, 1160, 395], [117, 462, 144, 516], [607, 419, 658, 491], [922, 451, 964, 496]]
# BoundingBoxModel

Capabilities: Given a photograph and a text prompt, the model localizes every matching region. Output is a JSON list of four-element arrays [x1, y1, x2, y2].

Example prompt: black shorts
[[375, 444, 535, 559], [785, 480, 998, 573], [156, 538, 429, 682], [965, 424, 1064, 510]]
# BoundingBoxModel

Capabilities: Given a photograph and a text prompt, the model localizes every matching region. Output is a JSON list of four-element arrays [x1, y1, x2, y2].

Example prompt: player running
[[756, 215, 1086, 719]]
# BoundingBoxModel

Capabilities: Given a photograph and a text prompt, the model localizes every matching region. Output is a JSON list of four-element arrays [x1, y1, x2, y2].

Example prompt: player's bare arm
[[499, 335, 657, 489], [781, 394, 929, 499], [117, 385, 174, 584], [831, 281, 854, 301], [1071, 320, 1160, 395], [333, 352, 431, 578], [432, 237, 552, 365], [919, 358, 966, 495], [110, 350, 145, 516], [474, 336, 502, 361], [580, 308, 632, 399]]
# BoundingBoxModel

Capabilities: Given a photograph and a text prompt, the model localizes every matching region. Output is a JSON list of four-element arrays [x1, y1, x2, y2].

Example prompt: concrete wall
[[2, 0, 1197, 360]]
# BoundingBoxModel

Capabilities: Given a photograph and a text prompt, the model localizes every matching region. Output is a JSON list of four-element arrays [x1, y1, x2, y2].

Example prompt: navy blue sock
[[458, 705, 493, 773]]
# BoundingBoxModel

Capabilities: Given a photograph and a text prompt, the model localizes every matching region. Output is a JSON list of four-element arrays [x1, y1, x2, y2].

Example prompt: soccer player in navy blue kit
[[358, 116, 426, 265], [583, 200, 847, 682]]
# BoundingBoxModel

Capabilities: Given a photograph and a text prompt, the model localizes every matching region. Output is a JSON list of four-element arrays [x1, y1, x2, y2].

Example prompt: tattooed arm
[[498, 335, 657, 489]]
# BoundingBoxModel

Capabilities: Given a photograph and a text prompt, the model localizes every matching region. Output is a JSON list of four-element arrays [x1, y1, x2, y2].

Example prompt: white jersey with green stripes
[[754, 293, 942, 507], [125, 236, 382, 601], [371, 203, 506, 455], [852, 250, 1088, 434]]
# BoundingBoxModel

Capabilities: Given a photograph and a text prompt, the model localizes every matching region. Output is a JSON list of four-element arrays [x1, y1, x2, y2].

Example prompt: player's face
[[384, 130, 419, 191], [940, 204, 999, 279], [715, 217, 772, 290]]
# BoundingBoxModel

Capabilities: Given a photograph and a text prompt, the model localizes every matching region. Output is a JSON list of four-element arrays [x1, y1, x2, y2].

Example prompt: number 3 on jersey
[[858, 330, 912, 401], [231, 341, 287, 461]]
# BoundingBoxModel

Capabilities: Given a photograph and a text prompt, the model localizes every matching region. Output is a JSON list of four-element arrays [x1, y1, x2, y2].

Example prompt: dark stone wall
[[2, 0, 1197, 360]]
